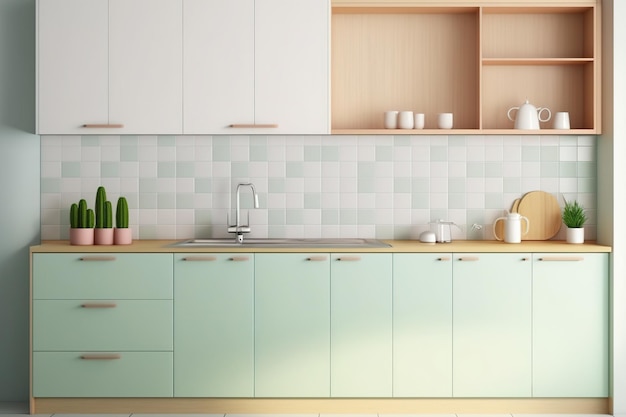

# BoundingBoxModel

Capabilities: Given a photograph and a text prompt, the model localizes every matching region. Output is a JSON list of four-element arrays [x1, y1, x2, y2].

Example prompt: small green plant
[[116, 197, 129, 228], [70, 199, 94, 228], [562, 197, 587, 228], [95, 186, 113, 228]]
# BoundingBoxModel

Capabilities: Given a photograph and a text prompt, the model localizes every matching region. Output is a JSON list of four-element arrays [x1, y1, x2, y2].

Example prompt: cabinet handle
[[182, 256, 217, 262], [229, 256, 250, 262], [81, 303, 117, 308], [306, 256, 328, 262], [82, 124, 124, 128], [457, 256, 479, 262], [336, 256, 361, 262], [80, 354, 121, 360], [79, 256, 116, 261], [437, 256, 451, 261], [229, 124, 278, 129], [538, 256, 584, 262], [522, 257, 530, 261]]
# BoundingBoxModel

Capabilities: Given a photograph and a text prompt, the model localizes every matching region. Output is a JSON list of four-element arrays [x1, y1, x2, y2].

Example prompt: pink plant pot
[[94, 228, 114, 245], [69, 228, 94, 246], [114, 228, 133, 245]]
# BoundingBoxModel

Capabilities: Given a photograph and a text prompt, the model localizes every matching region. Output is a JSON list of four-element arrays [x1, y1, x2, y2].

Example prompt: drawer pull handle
[[522, 257, 530, 261], [79, 256, 116, 262], [306, 256, 328, 262], [229, 256, 250, 262], [80, 354, 121, 360], [538, 256, 584, 262], [82, 124, 124, 129], [437, 256, 451, 261], [336, 256, 361, 262], [182, 256, 217, 262], [458, 256, 479, 262], [229, 123, 278, 129], [81, 303, 117, 308]]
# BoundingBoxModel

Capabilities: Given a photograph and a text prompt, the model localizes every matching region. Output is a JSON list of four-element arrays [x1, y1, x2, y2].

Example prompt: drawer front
[[33, 300, 173, 351], [33, 352, 173, 397], [33, 253, 173, 299]]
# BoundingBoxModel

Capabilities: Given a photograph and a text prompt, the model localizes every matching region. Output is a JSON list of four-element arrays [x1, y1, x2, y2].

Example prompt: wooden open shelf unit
[[331, 1, 601, 135]]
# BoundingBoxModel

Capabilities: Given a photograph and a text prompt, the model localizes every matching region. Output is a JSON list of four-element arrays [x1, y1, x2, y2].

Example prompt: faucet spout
[[228, 182, 259, 242]]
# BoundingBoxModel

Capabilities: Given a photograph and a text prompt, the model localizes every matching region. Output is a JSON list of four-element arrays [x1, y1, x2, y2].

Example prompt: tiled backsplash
[[40, 134, 597, 241]]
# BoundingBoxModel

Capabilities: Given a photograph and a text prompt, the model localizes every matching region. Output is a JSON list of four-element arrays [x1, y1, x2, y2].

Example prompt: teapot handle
[[521, 215, 530, 236], [507, 107, 519, 122], [492, 217, 505, 241], [538, 107, 551, 123]]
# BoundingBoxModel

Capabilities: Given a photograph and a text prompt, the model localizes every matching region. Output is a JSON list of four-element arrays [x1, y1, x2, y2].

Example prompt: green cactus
[[70, 203, 79, 228], [104, 200, 113, 228], [78, 199, 88, 228], [116, 197, 129, 228], [87, 209, 95, 228], [95, 186, 107, 228]]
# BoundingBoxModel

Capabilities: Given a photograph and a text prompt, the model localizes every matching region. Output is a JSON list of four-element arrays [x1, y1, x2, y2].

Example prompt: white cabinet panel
[[183, 0, 254, 134], [37, 0, 108, 134], [109, 0, 183, 134]]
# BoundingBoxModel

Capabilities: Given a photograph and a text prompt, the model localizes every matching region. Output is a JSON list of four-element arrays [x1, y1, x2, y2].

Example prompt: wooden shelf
[[330, 2, 601, 134], [331, 129, 598, 135]]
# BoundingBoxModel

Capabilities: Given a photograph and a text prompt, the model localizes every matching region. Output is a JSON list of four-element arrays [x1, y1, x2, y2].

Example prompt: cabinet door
[[255, 253, 330, 397], [330, 253, 392, 397], [393, 253, 452, 397], [453, 253, 532, 397], [109, 0, 182, 134], [38, 0, 108, 134], [532, 253, 609, 397], [174, 254, 254, 397], [183, 0, 254, 134], [255, 0, 329, 134]]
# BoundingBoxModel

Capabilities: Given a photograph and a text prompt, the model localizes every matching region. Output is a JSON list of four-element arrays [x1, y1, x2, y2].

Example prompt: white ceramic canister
[[493, 212, 530, 243]]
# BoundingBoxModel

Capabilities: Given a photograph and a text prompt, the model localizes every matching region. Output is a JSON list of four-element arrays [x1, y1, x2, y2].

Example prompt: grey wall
[[0, 0, 40, 401]]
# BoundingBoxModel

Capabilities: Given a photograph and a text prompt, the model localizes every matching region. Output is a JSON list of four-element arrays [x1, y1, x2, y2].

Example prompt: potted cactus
[[114, 196, 132, 245], [94, 186, 114, 245], [69, 199, 95, 245]]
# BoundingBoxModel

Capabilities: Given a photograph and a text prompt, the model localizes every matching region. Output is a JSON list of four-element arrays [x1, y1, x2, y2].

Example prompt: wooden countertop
[[31, 240, 612, 253]]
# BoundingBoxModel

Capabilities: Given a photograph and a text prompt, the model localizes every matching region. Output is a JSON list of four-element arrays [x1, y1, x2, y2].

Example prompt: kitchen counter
[[31, 239, 612, 253]]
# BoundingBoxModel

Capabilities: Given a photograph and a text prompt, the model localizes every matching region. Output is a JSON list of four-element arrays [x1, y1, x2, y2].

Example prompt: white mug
[[553, 111, 570, 129], [414, 113, 425, 129], [438, 112, 453, 129], [398, 111, 414, 129], [384, 111, 399, 129]]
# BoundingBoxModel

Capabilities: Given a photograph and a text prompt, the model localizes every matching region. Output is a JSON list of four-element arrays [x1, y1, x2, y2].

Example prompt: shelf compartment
[[482, 7, 596, 60], [331, 9, 479, 130], [481, 63, 594, 130]]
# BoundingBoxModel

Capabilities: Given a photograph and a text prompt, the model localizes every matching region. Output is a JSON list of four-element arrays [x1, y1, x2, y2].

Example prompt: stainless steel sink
[[171, 237, 391, 248]]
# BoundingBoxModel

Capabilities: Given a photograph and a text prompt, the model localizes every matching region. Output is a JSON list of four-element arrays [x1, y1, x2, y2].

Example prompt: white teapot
[[507, 99, 551, 130], [493, 212, 530, 244]]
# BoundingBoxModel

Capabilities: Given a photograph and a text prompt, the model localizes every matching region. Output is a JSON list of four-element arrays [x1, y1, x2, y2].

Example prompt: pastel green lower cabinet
[[393, 253, 452, 397], [532, 253, 609, 397], [33, 352, 173, 397], [255, 253, 330, 397], [453, 253, 532, 397], [173, 253, 254, 397], [330, 253, 392, 397]]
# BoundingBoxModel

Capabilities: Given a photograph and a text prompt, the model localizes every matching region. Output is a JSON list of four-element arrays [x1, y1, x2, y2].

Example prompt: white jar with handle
[[493, 212, 530, 243]]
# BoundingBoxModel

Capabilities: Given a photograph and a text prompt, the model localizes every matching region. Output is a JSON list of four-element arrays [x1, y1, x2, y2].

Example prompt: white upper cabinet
[[184, 0, 329, 135], [37, 0, 183, 135]]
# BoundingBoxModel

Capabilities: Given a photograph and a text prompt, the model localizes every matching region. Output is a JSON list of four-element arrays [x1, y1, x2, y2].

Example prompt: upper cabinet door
[[109, 0, 183, 134], [183, 0, 255, 134], [38, 0, 182, 135], [38, 0, 108, 134], [255, 0, 330, 134]]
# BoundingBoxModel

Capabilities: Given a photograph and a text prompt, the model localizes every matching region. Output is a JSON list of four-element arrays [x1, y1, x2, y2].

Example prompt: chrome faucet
[[228, 182, 259, 243]]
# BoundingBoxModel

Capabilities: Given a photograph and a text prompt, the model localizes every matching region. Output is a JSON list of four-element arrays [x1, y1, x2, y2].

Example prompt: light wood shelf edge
[[32, 397, 610, 415], [331, 128, 598, 135]]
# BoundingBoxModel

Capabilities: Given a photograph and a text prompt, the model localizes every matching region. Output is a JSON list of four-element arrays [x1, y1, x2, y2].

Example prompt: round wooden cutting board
[[517, 191, 562, 240]]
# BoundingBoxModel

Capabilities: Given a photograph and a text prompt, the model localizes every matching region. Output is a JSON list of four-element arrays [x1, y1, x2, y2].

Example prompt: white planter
[[566, 227, 585, 244]]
